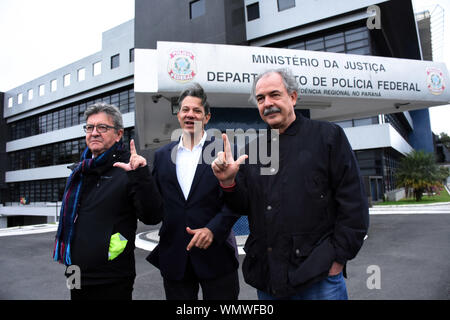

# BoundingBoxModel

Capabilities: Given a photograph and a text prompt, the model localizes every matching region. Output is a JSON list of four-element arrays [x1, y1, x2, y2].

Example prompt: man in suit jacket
[[147, 83, 240, 300]]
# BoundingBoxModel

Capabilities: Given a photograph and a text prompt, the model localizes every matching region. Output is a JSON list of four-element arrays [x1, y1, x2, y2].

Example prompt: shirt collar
[[178, 131, 208, 150], [265, 114, 302, 139], [282, 116, 301, 136]]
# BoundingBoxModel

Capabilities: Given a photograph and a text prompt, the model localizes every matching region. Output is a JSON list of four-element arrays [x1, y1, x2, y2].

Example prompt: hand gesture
[[211, 133, 247, 186], [113, 139, 147, 171], [186, 227, 213, 251]]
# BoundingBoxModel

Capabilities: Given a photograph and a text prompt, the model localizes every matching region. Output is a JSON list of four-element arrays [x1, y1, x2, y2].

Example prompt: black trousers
[[70, 279, 134, 300], [163, 260, 239, 300]]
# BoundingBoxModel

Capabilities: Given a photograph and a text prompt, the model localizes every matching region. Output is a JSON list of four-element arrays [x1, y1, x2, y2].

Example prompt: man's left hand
[[328, 261, 344, 276], [186, 227, 213, 251], [113, 139, 147, 171]]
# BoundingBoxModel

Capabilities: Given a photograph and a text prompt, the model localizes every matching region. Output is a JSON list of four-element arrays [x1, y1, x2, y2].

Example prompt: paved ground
[[0, 210, 449, 300]]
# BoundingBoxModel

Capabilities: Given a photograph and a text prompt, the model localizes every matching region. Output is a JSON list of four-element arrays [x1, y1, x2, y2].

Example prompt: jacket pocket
[[288, 233, 336, 287], [72, 220, 113, 270], [305, 172, 328, 199], [242, 236, 268, 291]]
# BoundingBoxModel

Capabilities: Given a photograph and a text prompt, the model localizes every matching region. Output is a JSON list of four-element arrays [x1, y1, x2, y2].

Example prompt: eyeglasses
[[83, 124, 117, 133]]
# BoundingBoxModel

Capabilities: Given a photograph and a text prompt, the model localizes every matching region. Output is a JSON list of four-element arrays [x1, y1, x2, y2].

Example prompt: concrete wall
[[343, 123, 414, 155], [0, 202, 61, 218]]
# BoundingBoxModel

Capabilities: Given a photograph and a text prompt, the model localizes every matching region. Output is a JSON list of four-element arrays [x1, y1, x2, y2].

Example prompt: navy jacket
[[70, 147, 163, 285], [147, 137, 240, 281], [222, 115, 369, 297]]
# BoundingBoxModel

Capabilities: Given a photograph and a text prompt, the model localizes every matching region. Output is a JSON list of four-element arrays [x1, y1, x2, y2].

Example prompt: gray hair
[[178, 82, 210, 114], [250, 68, 299, 105], [84, 102, 124, 130]]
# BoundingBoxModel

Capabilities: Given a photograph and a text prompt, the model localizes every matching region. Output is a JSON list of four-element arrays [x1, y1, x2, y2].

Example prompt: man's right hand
[[211, 133, 247, 186]]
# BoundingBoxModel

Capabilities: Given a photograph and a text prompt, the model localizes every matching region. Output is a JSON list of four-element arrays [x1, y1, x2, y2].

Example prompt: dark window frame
[[190, 0, 205, 20], [111, 54, 120, 69], [129, 48, 134, 63], [246, 2, 260, 21]]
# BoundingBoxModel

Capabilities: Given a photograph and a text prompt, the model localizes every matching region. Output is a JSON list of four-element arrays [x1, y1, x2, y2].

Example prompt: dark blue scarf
[[53, 142, 123, 265]]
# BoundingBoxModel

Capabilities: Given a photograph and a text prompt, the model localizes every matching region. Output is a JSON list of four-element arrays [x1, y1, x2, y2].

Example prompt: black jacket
[[70, 147, 163, 285], [147, 138, 240, 281], [222, 115, 369, 297]]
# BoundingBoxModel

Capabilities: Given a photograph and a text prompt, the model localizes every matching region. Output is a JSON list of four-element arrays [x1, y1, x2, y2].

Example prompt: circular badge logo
[[426, 68, 445, 95], [167, 49, 197, 83]]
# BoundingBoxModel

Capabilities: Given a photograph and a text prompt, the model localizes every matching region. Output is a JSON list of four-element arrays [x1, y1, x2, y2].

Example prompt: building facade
[[135, 0, 438, 203], [1, 20, 136, 227], [241, 0, 434, 201], [1, 0, 445, 227]]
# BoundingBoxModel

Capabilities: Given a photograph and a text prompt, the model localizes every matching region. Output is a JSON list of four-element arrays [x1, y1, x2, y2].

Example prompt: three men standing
[[55, 69, 368, 301]]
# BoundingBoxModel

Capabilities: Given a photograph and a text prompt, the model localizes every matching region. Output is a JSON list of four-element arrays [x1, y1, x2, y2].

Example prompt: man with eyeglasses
[[53, 102, 163, 300]]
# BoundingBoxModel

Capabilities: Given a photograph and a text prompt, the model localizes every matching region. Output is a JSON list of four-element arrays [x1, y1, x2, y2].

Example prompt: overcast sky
[[0, 0, 448, 135], [0, 0, 134, 91]]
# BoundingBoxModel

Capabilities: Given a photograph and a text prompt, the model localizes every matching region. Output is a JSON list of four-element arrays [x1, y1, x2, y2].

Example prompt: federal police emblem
[[167, 49, 197, 83], [426, 67, 445, 95]]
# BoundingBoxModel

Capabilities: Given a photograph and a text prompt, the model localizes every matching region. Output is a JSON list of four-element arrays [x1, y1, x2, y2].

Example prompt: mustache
[[263, 106, 281, 116]]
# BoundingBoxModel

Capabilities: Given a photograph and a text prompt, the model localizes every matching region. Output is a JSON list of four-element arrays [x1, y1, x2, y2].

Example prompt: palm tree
[[395, 150, 448, 201]]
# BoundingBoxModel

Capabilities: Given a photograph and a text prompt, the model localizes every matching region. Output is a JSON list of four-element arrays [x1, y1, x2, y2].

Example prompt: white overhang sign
[[135, 41, 450, 121]]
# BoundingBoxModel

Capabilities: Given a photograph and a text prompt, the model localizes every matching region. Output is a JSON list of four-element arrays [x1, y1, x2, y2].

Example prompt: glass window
[[326, 44, 345, 53], [345, 28, 368, 41], [111, 93, 119, 105], [39, 116, 45, 134], [129, 48, 134, 62], [17, 93, 23, 104], [111, 54, 120, 69], [79, 103, 86, 123], [63, 74, 71, 87], [246, 2, 260, 21], [335, 120, 353, 128], [284, 25, 371, 55], [324, 34, 344, 48], [27, 89, 33, 101], [346, 39, 369, 50], [102, 96, 111, 104], [278, 0, 295, 11], [77, 68, 86, 81], [287, 42, 305, 50], [93, 61, 102, 76], [50, 79, 57, 92], [58, 110, 65, 129], [72, 105, 79, 126], [347, 47, 370, 55], [65, 109, 71, 127], [6, 86, 134, 141], [354, 117, 376, 127], [306, 38, 324, 51], [119, 90, 129, 109], [190, 0, 205, 19], [39, 84, 45, 96], [128, 89, 135, 111]]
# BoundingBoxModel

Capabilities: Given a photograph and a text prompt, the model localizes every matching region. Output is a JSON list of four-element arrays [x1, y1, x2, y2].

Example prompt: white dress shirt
[[176, 132, 207, 200]]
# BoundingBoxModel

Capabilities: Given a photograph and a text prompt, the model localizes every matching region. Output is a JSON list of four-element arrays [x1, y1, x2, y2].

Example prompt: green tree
[[395, 150, 448, 201], [438, 132, 450, 149]]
